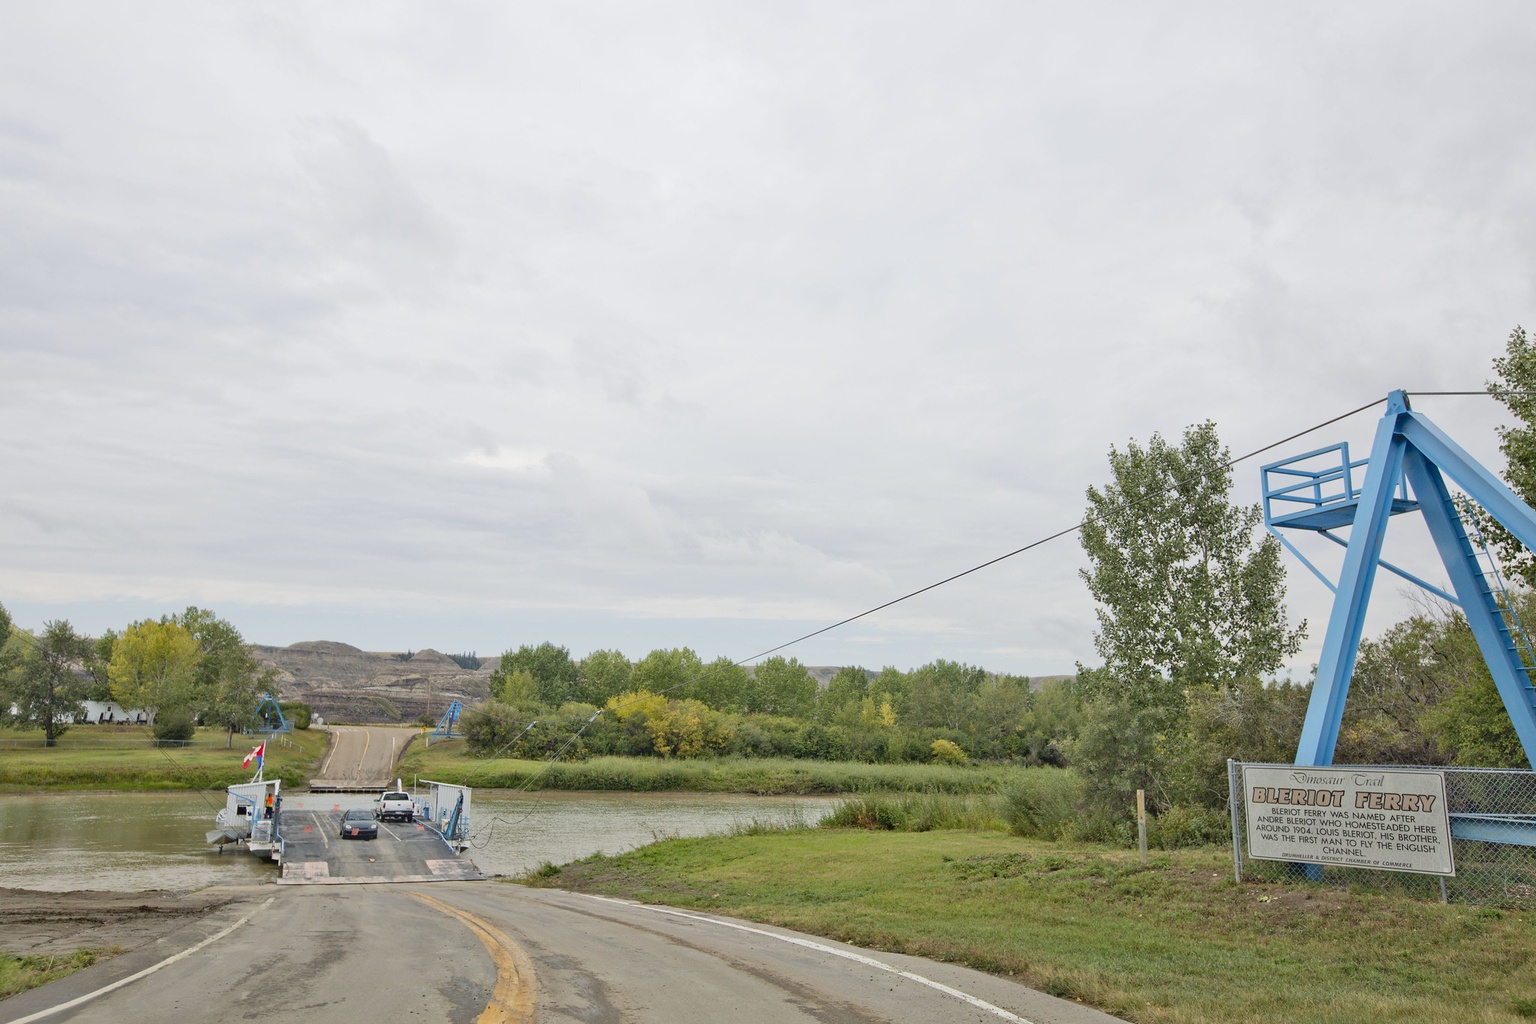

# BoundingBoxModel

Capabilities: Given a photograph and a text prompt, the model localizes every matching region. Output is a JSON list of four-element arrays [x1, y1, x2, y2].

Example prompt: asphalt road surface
[[0, 883, 1129, 1024], [310, 726, 416, 790]]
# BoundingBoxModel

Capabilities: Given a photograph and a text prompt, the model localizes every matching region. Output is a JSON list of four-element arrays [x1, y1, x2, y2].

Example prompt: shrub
[[280, 701, 312, 730], [1002, 770, 1086, 840], [152, 708, 196, 745], [1147, 805, 1230, 849], [930, 738, 967, 765], [823, 797, 910, 831]]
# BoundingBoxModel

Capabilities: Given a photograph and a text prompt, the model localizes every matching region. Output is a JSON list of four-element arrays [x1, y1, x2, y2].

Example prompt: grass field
[[396, 741, 1047, 794], [0, 727, 330, 790], [527, 828, 1536, 1024]]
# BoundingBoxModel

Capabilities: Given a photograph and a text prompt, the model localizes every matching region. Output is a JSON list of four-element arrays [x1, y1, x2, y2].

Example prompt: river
[[0, 790, 841, 891]]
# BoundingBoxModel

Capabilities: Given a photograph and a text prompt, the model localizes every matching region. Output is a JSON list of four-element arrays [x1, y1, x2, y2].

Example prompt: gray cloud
[[2, 2, 1534, 673]]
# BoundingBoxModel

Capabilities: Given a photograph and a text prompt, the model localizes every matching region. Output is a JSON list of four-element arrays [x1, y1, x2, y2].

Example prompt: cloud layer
[[3, 3, 1534, 673]]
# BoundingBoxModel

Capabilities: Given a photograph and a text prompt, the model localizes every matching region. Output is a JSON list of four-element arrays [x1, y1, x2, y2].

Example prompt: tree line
[[0, 606, 277, 746], [466, 644, 1069, 765]]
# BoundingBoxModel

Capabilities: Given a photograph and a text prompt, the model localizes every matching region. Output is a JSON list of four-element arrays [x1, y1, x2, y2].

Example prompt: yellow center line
[[412, 892, 538, 1024]]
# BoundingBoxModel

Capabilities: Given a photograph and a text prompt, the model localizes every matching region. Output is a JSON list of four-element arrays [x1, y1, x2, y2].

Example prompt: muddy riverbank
[[1, 886, 261, 958]]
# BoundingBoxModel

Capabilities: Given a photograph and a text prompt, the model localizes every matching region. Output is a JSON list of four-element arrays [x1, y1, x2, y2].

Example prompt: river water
[[0, 790, 841, 891]]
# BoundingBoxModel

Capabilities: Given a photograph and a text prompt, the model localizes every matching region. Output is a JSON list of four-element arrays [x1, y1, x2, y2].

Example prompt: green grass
[[0, 949, 116, 998], [526, 829, 1536, 1024], [0, 728, 330, 791], [397, 742, 1049, 794]]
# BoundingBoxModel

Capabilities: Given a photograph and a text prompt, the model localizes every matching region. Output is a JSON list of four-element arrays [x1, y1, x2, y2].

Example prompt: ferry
[[206, 741, 283, 862]]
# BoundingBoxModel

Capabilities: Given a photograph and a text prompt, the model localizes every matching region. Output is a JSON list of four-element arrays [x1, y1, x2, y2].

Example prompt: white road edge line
[[577, 893, 1035, 1024], [8, 897, 276, 1024]]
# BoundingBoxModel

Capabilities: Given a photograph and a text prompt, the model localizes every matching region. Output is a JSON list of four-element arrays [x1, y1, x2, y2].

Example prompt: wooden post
[[1137, 789, 1148, 865]]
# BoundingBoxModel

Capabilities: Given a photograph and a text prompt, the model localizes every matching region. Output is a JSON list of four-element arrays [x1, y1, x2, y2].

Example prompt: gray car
[[339, 807, 378, 840]]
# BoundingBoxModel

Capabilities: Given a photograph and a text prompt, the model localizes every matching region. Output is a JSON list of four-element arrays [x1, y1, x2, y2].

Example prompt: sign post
[[1136, 789, 1147, 865], [1243, 765, 1454, 876]]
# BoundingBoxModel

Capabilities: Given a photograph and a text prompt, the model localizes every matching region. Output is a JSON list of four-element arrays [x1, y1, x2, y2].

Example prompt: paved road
[[310, 726, 417, 790], [0, 884, 1128, 1024]]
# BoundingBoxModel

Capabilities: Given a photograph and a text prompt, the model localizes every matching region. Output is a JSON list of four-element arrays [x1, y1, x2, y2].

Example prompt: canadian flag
[[242, 742, 265, 769]]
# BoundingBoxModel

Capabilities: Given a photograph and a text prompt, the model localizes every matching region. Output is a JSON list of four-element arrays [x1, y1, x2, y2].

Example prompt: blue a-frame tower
[[1262, 390, 1536, 771]]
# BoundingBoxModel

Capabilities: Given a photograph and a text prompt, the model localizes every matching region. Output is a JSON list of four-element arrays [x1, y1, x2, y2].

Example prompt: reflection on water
[[464, 791, 839, 877], [0, 790, 840, 891], [0, 791, 272, 891]]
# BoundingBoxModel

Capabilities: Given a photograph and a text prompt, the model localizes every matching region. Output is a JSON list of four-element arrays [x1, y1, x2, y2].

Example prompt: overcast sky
[[3, 3, 1534, 676]]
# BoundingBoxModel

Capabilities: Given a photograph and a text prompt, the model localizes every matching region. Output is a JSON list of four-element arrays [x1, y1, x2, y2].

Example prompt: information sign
[[1243, 765, 1454, 876]]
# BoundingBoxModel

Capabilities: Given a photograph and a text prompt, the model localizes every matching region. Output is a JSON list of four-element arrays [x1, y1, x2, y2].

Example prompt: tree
[[576, 649, 632, 705], [495, 643, 580, 705], [490, 667, 538, 706], [4, 619, 93, 746], [108, 619, 201, 717], [902, 660, 985, 730], [630, 648, 705, 698], [747, 656, 817, 718], [687, 656, 752, 713], [818, 666, 871, 724], [177, 607, 272, 747], [1079, 420, 1305, 711], [84, 630, 116, 701], [1479, 326, 1536, 589], [0, 601, 19, 679]]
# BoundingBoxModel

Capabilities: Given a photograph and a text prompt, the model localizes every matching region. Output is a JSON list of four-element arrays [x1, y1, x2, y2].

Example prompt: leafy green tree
[[108, 619, 201, 716], [496, 643, 580, 704], [490, 667, 538, 706], [4, 620, 93, 746], [970, 673, 1034, 758], [817, 665, 870, 724], [687, 656, 752, 712], [1079, 421, 1305, 712], [84, 630, 116, 701], [748, 656, 817, 718], [1479, 326, 1536, 589], [902, 660, 984, 730], [1428, 670, 1526, 767], [0, 601, 19, 679], [576, 649, 632, 705], [630, 647, 705, 698], [1013, 677, 1084, 766], [1163, 676, 1312, 807], [1069, 694, 1169, 814], [1338, 608, 1484, 765], [177, 607, 272, 747], [463, 701, 535, 755]]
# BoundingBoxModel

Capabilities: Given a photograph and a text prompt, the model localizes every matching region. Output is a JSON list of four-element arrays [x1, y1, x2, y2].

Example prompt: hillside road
[[309, 725, 416, 790]]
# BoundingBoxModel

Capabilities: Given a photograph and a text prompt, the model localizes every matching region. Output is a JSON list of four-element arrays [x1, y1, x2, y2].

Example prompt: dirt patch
[[0, 887, 261, 957]]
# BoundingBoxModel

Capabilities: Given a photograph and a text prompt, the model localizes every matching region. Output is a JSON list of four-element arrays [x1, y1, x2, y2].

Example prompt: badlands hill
[[252, 641, 497, 725]]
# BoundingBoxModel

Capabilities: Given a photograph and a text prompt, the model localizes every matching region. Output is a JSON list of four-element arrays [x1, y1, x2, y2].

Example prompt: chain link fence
[[1229, 761, 1536, 908]]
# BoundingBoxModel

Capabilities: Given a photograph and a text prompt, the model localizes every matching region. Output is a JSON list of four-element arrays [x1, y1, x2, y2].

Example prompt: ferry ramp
[[277, 805, 483, 885], [309, 725, 416, 792]]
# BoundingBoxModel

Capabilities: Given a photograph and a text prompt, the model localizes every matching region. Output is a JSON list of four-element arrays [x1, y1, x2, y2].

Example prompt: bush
[[1002, 770, 1087, 840], [824, 793, 1005, 832], [1147, 804, 1230, 849], [152, 708, 196, 745], [280, 702, 312, 730], [930, 738, 967, 765], [823, 797, 910, 830]]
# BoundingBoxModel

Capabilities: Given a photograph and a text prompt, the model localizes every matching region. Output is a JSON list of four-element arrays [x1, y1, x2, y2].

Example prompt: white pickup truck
[[376, 781, 415, 823]]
